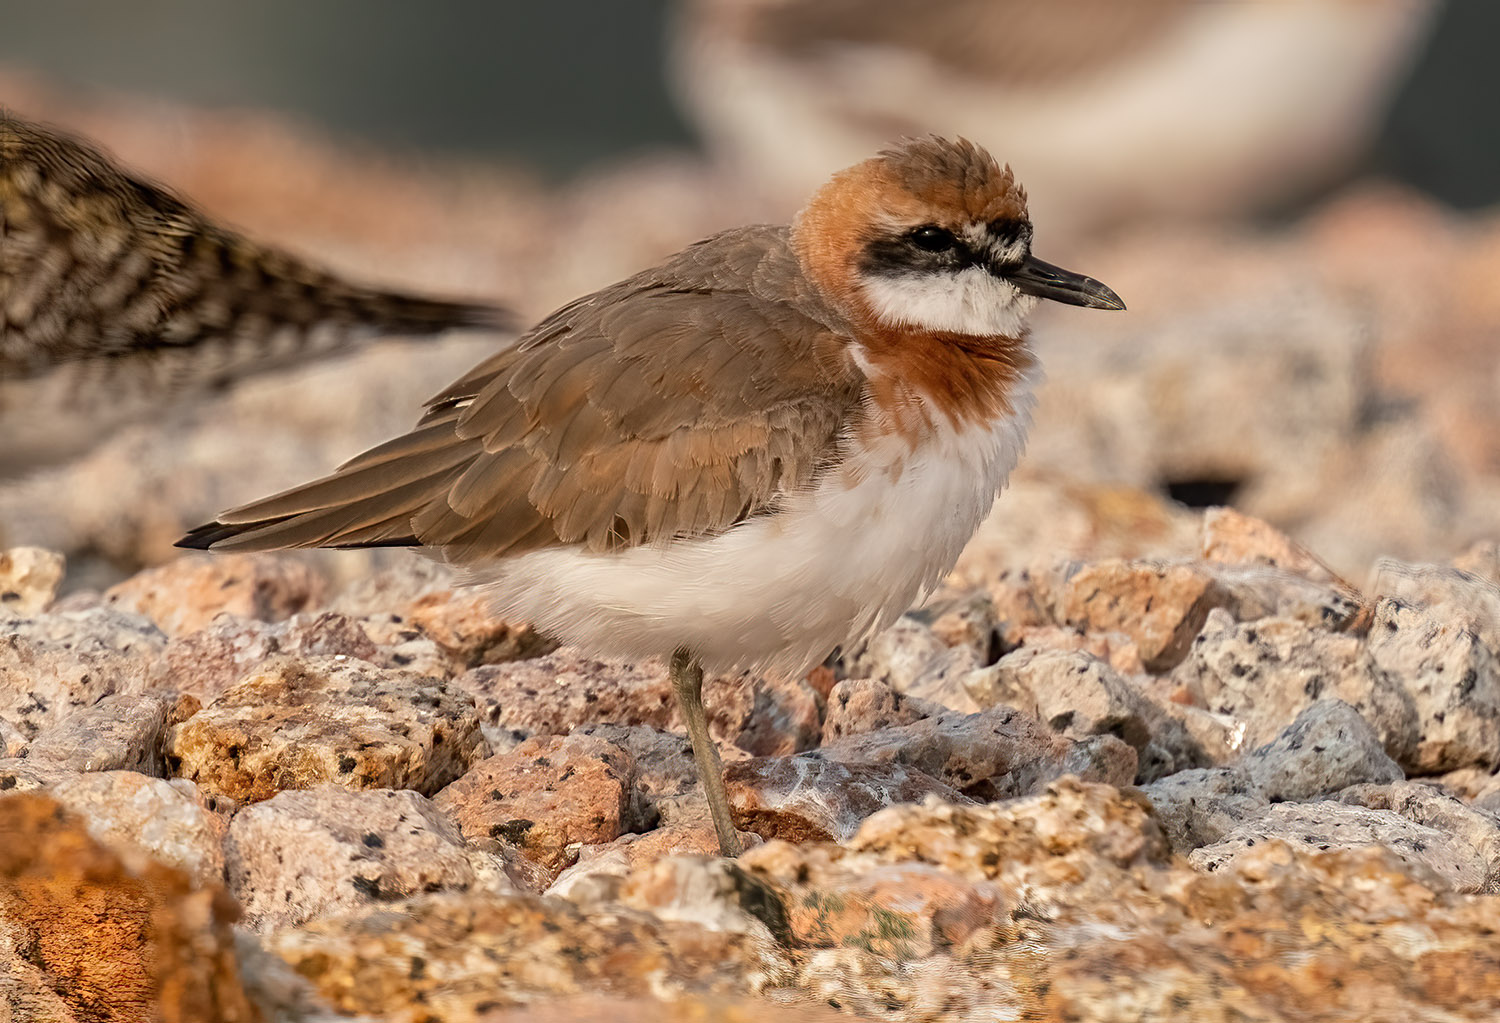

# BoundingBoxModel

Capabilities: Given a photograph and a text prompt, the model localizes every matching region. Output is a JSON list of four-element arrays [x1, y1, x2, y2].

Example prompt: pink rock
[[435, 732, 634, 880], [105, 553, 326, 637], [166, 654, 485, 803], [454, 648, 820, 757], [1057, 559, 1230, 672]]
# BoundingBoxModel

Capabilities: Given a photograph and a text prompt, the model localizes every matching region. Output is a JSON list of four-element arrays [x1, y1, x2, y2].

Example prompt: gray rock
[[1139, 767, 1268, 851], [43, 771, 227, 887], [1366, 597, 1500, 773], [0, 607, 166, 739], [1369, 557, 1500, 657], [226, 785, 518, 930], [26, 691, 180, 775], [1175, 610, 1419, 764], [1339, 781, 1500, 894], [820, 704, 1137, 800], [844, 615, 985, 712], [1208, 563, 1364, 632], [1244, 700, 1403, 802], [1191, 800, 1496, 893], [965, 646, 1197, 782]]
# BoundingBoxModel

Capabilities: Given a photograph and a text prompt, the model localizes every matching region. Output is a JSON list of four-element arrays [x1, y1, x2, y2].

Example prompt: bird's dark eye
[[909, 225, 956, 252]]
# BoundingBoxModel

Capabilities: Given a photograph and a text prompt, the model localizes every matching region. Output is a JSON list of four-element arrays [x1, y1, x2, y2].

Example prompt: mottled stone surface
[[726, 755, 967, 844], [263, 891, 793, 1020], [434, 732, 634, 879], [1056, 559, 1229, 671], [166, 655, 485, 803], [1366, 597, 1500, 773], [1176, 610, 1419, 763], [226, 786, 517, 929], [455, 649, 820, 757], [38, 771, 227, 888], [0, 607, 166, 739], [0, 546, 65, 616], [1242, 699, 1404, 802], [0, 793, 260, 1023], [821, 704, 1138, 799], [26, 692, 184, 775], [104, 553, 325, 637], [966, 646, 1190, 781]]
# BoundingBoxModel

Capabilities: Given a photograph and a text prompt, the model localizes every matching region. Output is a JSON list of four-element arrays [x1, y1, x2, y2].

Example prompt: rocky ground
[[2, 505, 1500, 1022], [3, 76, 1500, 1022]]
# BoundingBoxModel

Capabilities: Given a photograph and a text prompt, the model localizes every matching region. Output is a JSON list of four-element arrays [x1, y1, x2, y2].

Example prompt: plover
[[181, 137, 1124, 855]]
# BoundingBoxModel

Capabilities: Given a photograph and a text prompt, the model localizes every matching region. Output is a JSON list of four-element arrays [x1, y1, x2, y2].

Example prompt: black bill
[[1009, 254, 1125, 310]]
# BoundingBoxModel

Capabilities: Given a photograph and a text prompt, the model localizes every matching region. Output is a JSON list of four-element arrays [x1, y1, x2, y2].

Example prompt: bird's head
[[792, 136, 1124, 340]]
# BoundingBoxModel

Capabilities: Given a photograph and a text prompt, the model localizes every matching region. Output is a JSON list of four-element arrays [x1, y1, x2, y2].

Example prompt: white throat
[[860, 266, 1037, 336]]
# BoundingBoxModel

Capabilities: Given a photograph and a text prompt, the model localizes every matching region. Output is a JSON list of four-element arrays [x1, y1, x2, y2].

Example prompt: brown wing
[[0, 111, 506, 383], [179, 225, 865, 560]]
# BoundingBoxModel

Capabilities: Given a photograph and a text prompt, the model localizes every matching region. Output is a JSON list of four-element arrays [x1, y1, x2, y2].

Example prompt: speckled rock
[[616, 855, 790, 944], [820, 704, 1138, 800], [330, 557, 553, 669], [0, 546, 64, 616], [842, 616, 983, 712], [26, 692, 185, 775], [548, 826, 764, 902], [166, 655, 485, 803], [725, 755, 967, 844], [964, 646, 1192, 781], [153, 610, 381, 702], [1339, 781, 1500, 893], [1056, 559, 1230, 671], [1138, 767, 1268, 851], [1243, 699, 1403, 802], [1176, 609, 1419, 763], [0, 607, 166, 739], [262, 890, 794, 1021], [739, 779, 1500, 1020], [104, 553, 325, 637], [434, 732, 634, 880], [454, 649, 820, 757], [1366, 597, 1500, 773], [1190, 799, 1497, 893], [1199, 506, 1342, 584], [34, 771, 227, 888], [0, 792, 260, 1023], [1207, 563, 1365, 631], [226, 786, 519, 930], [819, 678, 937, 745], [476, 995, 851, 1023], [1369, 556, 1500, 655]]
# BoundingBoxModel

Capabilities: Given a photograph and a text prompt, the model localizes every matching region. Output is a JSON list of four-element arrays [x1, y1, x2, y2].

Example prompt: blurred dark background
[[0, 0, 1494, 207]]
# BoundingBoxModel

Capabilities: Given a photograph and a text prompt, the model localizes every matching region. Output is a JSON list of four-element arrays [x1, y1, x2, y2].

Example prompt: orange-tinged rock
[[0, 792, 260, 1023]]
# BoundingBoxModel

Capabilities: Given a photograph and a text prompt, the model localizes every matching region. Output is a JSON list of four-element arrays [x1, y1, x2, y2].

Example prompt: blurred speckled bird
[[182, 137, 1124, 855], [0, 111, 507, 476], [673, 0, 1439, 234]]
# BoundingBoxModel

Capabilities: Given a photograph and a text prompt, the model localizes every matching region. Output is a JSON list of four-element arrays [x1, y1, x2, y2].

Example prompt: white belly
[[471, 380, 1035, 676]]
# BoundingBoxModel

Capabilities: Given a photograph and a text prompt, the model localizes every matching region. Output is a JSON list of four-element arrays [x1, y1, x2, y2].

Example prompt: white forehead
[[961, 222, 1029, 266]]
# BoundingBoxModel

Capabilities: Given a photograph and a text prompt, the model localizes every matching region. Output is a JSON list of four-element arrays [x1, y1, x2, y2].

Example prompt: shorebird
[[181, 137, 1124, 855], [0, 111, 506, 476], [673, 0, 1438, 234]]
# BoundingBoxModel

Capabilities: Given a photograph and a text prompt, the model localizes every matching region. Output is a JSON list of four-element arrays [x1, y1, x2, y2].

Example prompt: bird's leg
[[670, 646, 743, 857]]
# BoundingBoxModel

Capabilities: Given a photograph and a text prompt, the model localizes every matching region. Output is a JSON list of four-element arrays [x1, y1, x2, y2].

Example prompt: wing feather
[[180, 225, 864, 558]]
